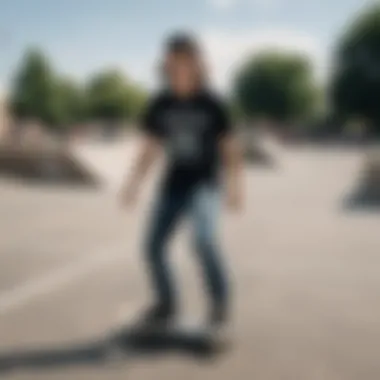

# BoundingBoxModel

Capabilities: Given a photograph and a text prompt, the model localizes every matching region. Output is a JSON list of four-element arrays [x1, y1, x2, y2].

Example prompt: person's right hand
[[226, 184, 243, 213], [118, 184, 138, 209]]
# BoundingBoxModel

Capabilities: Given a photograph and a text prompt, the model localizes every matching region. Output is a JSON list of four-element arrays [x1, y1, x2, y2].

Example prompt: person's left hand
[[226, 185, 243, 212]]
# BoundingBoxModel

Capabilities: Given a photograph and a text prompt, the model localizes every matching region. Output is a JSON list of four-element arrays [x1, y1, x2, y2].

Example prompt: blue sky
[[0, 0, 375, 93]]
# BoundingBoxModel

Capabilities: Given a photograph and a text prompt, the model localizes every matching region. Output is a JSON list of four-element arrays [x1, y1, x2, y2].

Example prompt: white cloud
[[199, 29, 329, 92]]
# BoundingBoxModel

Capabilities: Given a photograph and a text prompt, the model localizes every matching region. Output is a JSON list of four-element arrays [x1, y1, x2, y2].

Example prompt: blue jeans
[[144, 184, 229, 314]]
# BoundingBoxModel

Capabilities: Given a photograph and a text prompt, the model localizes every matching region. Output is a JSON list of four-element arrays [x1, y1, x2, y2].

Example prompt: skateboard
[[107, 317, 231, 357]]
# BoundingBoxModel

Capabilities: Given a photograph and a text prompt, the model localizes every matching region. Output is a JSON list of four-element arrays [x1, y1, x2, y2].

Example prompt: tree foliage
[[124, 84, 147, 121], [9, 49, 147, 131], [53, 77, 86, 128], [86, 70, 128, 122], [234, 50, 317, 123], [331, 4, 380, 135], [10, 48, 59, 127]]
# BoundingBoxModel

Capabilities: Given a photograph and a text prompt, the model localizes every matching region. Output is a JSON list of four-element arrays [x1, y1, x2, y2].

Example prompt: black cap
[[165, 32, 199, 55]]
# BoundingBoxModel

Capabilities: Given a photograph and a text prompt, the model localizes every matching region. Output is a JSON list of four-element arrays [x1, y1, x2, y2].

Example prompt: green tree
[[331, 4, 380, 137], [53, 77, 86, 128], [124, 83, 147, 121], [233, 51, 317, 123], [86, 70, 130, 122], [10, 48, 60, 127], [229, 100, 244, 126]]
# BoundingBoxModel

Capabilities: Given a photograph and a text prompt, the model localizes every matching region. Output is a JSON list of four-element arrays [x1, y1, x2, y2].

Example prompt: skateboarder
[[120, 33, 243, 329]]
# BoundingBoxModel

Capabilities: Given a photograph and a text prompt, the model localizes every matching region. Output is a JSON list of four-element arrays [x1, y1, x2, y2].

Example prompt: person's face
[[166, 51, 199, 95]]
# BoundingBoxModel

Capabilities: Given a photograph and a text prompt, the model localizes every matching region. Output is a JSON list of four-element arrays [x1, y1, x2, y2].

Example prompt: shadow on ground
[[0, 173, 103, 191], [244, 145, 275, 168], [341, 185, 380, 212], [0, 328, 226, 375]]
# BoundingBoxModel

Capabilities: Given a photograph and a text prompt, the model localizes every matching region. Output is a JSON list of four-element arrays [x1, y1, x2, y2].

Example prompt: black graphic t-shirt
[[142, 90, 232, 193]]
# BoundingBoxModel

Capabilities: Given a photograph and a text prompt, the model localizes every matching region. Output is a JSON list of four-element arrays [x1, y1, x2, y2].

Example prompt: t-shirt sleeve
[[214, 98, 233, 138], [140, 96, 164, 139]]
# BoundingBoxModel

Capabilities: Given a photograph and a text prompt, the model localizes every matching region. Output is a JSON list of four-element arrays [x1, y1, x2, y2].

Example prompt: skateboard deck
[[108, 317, 230, 356]]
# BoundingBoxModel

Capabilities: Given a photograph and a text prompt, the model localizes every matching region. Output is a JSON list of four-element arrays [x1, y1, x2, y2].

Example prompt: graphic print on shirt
[[162, 107, 210, 165]]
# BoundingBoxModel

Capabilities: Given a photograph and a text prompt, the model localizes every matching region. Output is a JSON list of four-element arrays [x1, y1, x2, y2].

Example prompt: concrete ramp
[[0, 143, 101, 188], [72, 139, 138, 192]]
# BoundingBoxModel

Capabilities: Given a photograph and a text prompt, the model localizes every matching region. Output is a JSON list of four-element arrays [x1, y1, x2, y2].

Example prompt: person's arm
[[119, 96, 163, 207], [119, 134, 161, 207], [215, 99, 244, 211], [220, 133, 244, 211]]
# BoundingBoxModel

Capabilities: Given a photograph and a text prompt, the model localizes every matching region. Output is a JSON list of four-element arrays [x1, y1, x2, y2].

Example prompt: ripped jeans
[[144, 183, 229, 315]]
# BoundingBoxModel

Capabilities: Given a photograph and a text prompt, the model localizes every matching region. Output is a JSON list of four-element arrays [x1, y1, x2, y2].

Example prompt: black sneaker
[[209, 305, 228, 328], [137, 304, 175, 330], [207, 306, 232, 349]]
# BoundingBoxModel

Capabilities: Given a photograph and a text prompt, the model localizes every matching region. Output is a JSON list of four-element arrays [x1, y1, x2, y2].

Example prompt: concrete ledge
[[0, 143, 102, 188]]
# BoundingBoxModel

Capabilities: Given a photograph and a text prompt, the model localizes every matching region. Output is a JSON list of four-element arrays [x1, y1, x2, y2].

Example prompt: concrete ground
[[0, 142, 379, 380]]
